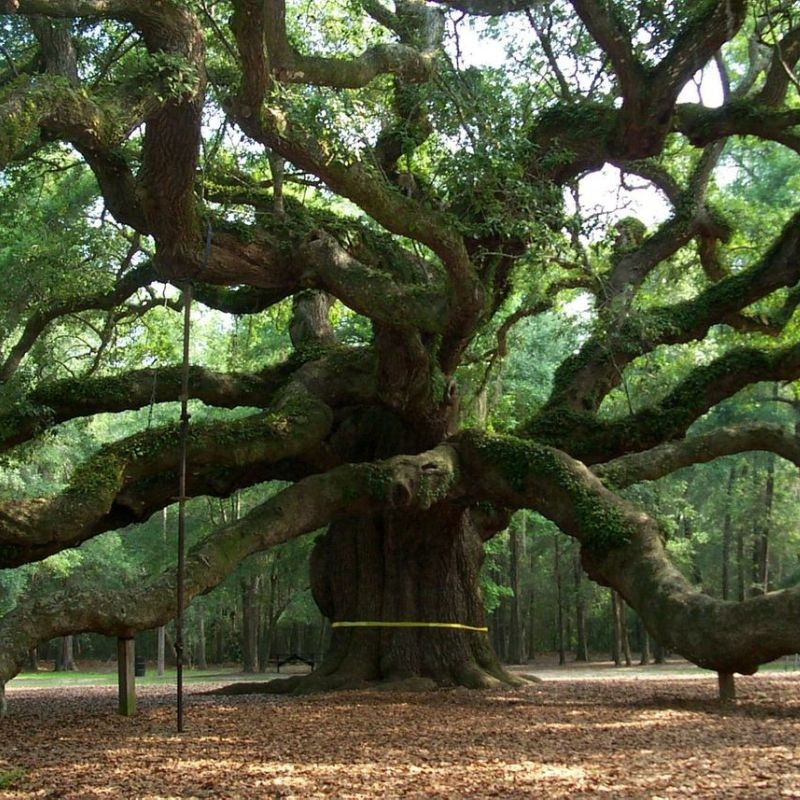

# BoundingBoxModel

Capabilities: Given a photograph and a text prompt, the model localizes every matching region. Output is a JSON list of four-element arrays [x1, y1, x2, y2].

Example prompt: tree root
[[204, 663, 528, 697]]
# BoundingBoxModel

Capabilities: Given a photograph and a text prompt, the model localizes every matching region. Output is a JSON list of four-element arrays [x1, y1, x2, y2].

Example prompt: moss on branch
[[457, 431, 633, 552]]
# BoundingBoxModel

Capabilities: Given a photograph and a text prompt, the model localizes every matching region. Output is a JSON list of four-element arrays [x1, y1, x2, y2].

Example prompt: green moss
[[364, 464, 393, 501], [1, 76, 122, 164], [464, 432, 632, 552], [522, 406, 603, 447], [66, 449, 125, 499]]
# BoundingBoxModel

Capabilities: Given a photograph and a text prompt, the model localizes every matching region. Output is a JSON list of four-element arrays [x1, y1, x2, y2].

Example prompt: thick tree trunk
[[304, 504, 515, 690]]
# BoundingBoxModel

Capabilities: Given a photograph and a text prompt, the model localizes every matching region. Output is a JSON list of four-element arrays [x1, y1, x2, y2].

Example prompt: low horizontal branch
[[0, 384, 334, 566], [594, 423, 800, 487], [455, 430, 800, 674]]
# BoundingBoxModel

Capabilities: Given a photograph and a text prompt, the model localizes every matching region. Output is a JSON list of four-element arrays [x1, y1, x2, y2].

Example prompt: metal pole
[[177, 280, 193, 733]]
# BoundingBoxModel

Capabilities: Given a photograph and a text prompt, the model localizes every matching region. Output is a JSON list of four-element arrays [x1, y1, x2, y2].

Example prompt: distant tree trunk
[[490, 606, 508, 662], [681, 491, 702, 586], [611, 590, 622, 666], [639, 626, 652, 665], [196, 608, 207, 670], [507, 522, 525, 664], [652, 637, 666, 664], [259, 566, 279, 672], [573, 547, 589, 662], [213, 618, 225, 665], [157, 626, 166, 676], [619, 597, 632, 666], [736, 521, 747, 601], [527, 547, 536, 661], [554, 535, 566, 665], [26, 647, 39, 673], [721, 464, 737, 600], [751, 454, 775, 596], [241, 575, 260, 673], [55, 636, 77, 671]]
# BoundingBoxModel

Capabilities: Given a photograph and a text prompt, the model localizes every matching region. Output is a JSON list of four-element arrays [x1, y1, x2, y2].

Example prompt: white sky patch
[[574, 165, 672, 229]]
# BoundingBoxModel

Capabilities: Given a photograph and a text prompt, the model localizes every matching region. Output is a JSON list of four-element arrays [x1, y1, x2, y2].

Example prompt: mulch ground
[[1, 673, 798, 799]]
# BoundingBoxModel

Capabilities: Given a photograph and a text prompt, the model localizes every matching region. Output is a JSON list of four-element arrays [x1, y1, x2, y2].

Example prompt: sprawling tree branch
[[0, 383, 336, 566], [544, 208, 800, 414], [529, 341, 800, 463], [456, 431, 800, 674], [569, 0, 643, 105], [756, 24, 800, 107], [1, 344, 378, 450], [0, 261, 156, 383], [6, 0, 207, 277], [431, 0, 543, 13], [676, 103, 800, 154], [594, 423, 800, 487]]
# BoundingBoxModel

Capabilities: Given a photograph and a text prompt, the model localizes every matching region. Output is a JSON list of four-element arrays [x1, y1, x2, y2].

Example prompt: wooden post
[[117, 637, 136, 716], [717, 671, 736, 702]]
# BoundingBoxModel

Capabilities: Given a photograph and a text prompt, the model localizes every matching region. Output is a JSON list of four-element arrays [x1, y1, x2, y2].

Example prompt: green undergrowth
[[0, 767, 25, 790]]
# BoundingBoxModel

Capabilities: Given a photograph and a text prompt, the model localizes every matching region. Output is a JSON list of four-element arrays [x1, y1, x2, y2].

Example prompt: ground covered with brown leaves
[[1, 672, 799, 799]]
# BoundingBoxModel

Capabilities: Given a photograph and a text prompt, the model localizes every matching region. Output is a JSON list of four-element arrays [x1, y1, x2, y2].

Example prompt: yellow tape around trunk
[[332, 621, 488, 632]]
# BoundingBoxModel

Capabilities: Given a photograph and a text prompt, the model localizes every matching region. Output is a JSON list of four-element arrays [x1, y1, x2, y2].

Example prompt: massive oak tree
[[2, 0, 800, 713]]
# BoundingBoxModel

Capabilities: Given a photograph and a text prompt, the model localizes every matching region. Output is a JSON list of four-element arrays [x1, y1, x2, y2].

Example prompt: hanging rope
[[175, 221, 212, 734]]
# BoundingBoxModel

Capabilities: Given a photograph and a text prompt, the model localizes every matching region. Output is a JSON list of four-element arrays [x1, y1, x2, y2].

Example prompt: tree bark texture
[[307, 505, 514, 689]]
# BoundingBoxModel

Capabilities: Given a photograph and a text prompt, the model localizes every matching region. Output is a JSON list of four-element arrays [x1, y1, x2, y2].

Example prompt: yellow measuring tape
[[332, 621, 488, 632]]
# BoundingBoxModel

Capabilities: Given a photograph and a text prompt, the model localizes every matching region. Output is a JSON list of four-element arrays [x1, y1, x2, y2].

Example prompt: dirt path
[[1, 673, 798, 799]]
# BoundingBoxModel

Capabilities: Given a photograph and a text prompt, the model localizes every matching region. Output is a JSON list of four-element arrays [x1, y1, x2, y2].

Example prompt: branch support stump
[[117, 637, 136, 716], [717, 671, 736, 702]]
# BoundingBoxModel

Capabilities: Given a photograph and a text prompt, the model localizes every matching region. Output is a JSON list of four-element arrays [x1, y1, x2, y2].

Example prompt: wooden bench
[[274, 653, 315, 672]]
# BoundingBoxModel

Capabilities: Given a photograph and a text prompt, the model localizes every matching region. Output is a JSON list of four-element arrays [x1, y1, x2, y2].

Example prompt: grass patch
[[7, 667, 272, 690], [0, 767, 25, 790]]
